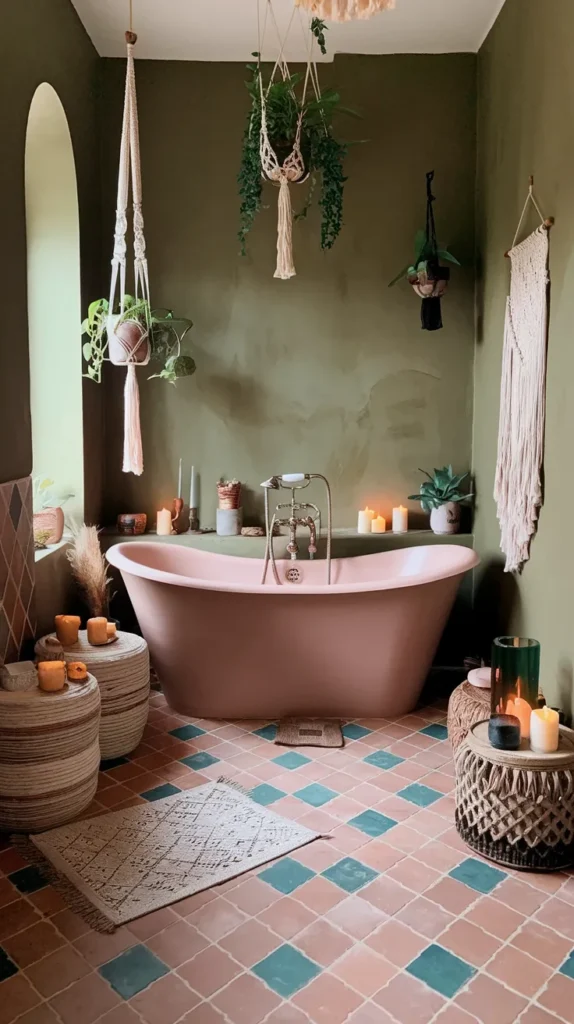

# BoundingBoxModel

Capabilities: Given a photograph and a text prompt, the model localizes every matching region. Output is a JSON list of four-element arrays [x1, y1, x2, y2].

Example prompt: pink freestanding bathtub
[[106, 542, 478, 719]]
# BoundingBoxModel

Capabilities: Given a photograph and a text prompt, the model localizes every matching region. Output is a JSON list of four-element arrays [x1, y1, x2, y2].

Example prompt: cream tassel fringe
[[274, 177, 296, 281], [295, 0, 395, 20], [122, 363, 144, 476]]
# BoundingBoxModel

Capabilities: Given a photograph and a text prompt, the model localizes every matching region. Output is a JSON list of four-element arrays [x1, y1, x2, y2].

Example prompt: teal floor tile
[[406, 944, 476, 998], [321, 857, 378, 894], [398, 783, 442, 807], [293, 783, 337, 807], [272, 752, 311, 770], [8, 866, 47, 894], [0, 948, 18, 983], [449, 857, 506, 894], [251, 784, 286, 806], [180, 751, 220, 771], [363, 750, 405, 770], [258, 857, 315, 894], [252, 944, 321, 997], [140, 783, 181, 802], [420, 723, 448, 740], [348, 809, 397, 838], [100, 756, 129, 771], [168, 724, 205, 741], [560, 951, 574, 980], [253, 724, 278, 741], [99, 944, 169, 999], [342, 723, 372, 740]]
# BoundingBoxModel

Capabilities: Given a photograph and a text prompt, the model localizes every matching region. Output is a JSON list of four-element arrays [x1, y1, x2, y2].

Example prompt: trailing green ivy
[[238, 49, 357, 256]]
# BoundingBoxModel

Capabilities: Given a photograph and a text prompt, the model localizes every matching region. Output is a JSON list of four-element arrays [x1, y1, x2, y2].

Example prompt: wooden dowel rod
[[504, 217, 554, 257]]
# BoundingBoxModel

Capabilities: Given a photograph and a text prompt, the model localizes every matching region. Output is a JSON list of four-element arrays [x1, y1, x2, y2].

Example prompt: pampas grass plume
[[67, 525, 111, 618]]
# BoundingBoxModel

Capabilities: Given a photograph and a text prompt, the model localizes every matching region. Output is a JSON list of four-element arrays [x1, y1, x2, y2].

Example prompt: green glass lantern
[[491, 637, 540, 739]]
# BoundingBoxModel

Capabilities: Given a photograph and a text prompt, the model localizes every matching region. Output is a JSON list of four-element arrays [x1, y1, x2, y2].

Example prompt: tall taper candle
[[190, 466, 199, 509], [177, 458, 183, 499]]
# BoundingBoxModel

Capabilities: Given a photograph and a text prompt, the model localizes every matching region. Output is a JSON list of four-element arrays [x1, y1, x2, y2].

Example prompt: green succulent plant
[[408, 466, 473, 513]]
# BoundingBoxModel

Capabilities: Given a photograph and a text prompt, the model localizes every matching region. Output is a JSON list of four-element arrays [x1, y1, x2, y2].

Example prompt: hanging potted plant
[[389, 171, 460, 331], [33, 478, 74, 545], [81, 296, 196, 385], [238, 19, 359, 276], [408, 466, 473, 535]]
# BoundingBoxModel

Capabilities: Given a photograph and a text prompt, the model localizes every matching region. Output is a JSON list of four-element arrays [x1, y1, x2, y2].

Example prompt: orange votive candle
[[38, 661, 66, 692], [87, 617, 108, 646], [106, 622, 117, 639], [67, 661, 88, 682], [54, 615, 81, 646]]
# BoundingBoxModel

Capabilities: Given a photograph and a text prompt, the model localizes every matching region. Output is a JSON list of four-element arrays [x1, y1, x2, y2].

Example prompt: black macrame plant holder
[[408, 171, 450, 332]]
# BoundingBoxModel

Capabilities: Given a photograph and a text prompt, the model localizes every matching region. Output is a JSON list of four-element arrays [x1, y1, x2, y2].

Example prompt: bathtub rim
[[106, 541, 479, 597]]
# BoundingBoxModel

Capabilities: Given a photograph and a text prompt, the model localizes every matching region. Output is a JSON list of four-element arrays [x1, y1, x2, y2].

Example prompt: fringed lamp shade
[[295, 0, 395, 20]]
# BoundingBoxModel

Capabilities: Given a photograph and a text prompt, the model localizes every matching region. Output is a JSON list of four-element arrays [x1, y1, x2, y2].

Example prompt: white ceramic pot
[[430, 501, 460, 535]]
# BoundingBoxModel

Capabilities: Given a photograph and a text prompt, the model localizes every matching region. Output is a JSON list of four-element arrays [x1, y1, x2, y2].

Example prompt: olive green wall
[[474, 0, 574, 710], [0, 0, 103, 521], [99, 55, 477, 529]]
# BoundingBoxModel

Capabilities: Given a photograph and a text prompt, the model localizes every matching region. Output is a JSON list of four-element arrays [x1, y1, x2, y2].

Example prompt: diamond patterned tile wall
[[0, 476, 35, 665]]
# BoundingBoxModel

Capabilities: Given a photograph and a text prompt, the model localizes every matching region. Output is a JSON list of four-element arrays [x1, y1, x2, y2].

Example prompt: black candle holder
[[188, 506, 200, 533], [488, 714, 521, 751]]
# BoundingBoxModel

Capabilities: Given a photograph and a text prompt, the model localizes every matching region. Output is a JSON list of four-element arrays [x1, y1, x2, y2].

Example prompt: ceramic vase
[[33, 507, 65, 544], [430, 501, 460, 535]]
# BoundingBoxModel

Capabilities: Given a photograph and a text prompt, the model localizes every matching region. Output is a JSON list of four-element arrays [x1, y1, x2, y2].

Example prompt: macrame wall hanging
[[107, 16, 151, 476], [295, 0, 395, 20], [494, 179, 554, 573]]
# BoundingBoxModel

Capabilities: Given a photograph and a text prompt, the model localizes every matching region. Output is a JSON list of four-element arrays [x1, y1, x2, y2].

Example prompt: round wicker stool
[[456, 720, 574, 871], [0, 674, 101, 832], [35, 631, 150, 760], [448, 681, 490, 755]]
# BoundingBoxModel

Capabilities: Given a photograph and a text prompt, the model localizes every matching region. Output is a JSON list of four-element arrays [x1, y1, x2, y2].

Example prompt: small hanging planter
[[294, 0, 395, 18], [389, 171, 460, 331]]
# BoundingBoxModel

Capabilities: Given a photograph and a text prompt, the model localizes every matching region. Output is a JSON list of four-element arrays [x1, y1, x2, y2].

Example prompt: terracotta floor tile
[[97, 1007, 143, 1024], [384, 824, 429, 854], [512, 920, 573, 968], [356, 842, 404, 874], [178, 1005, 227, 1023], [292, 918, 353, 966], [373, 970, 446, 1022], [348, 1003, 396, 1023], [396, 896, 455, 939], [426, 877, 480, 915], [519, 1006, 568, 1024], [97, 784, 135, 808], [124, 772, 165, 794], [219, 919, 280, 966], [212, 973, 281, 1023], [0, 879, 18, 910], [2, 920, 65, 968], [365, 920, 428, 967], [264, 1006, 311, 1023], [177, 945, 241, 997], [128, 907, 180, 941], [293, 973, 364, 1023], [0, 975, 40, 1024], [186, 896, 247, 941], [496, 878, 548, 917], [374, 795, 419, 821], [328, 825, 371, 855], [465, 895, 525, 940], [74, 925, 137, 966], [28, 887, 66, 917], [291, 842, 342, 872], [487, 944, 553, 997], [0, 848, 28, 874], [145, 920, 209, 968], [25, 944, 91, 997], [434, 1006, 478, 1023], [258, 897, 317, 939], [223, 877, 281, 915], [0, 898, 40, 940], [295, 877, 346, 914], [51, 908, 91, 941], [417, 841, 466, 873], [385, 857, 441, 893], [15, 1007, 62, 1024], [536, 897, 574, 941], [538, 975, 574, 1024], [49, 974, 119, 1024], [130, 973, 200, 1024], [325, 895, 388, 939], [332, 945, 397, 996], [438, 918, 502, 967], [359, 877, 414, 915], [455, 972, 528, 1024]]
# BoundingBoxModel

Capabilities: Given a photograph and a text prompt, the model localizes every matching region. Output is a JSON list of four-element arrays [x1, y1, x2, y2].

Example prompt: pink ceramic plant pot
[[108, 318, 150, 365], [33, 507, 65, 544]]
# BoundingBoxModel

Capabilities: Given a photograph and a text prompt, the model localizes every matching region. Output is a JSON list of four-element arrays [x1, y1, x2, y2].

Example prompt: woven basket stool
[[0, 674, 101, 832], [448, 681, 490, 755], [455, 720, 574, 871], [36, 631, 150, 760]]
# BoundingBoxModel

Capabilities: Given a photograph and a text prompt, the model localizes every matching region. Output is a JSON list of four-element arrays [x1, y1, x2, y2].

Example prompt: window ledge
[[34, 537, 71, 564]]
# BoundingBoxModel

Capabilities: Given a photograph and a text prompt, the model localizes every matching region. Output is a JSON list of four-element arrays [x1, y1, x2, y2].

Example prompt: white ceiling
[[71, 0, 506, 61]]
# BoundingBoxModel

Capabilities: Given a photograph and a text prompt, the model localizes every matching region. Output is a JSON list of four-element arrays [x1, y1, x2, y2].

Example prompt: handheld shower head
[[260, 476, 281, 490]]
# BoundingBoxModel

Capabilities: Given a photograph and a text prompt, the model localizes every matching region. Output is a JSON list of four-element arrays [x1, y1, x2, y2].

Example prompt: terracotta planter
[[430, 502, 460, 535], [108, 317, 150, 365], [33, 507, 65, 545], [409, 263, 450, 299]]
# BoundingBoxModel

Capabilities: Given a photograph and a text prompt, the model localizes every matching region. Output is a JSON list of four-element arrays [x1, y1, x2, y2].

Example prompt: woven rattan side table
[[448, 681, 490, 755], [0, 674, 101, 832], [456, 720, 574, 871], [36, 631, 150, 760]]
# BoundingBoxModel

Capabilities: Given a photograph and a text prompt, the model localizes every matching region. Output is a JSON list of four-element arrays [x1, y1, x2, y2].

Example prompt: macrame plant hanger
[[257, 1, 322, 279], [107, 2, 151, 476], [294, 0, 395, 20], [494, 177, 554, 573]]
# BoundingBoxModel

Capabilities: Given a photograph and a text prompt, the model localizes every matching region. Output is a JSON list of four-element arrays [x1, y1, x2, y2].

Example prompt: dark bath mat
[[275, 718, 344, 748]]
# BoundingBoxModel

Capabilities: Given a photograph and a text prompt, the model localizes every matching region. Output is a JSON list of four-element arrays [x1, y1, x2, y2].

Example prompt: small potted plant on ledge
[[33, 478, 74, 546], [408, 466, 473, 535]]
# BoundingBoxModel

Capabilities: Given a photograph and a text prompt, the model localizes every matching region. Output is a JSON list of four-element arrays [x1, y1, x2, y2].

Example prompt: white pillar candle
[[156, 508, 173, 536], [190, 466, 199, 508], [505, 696, 531, 739], [357, 507, 375, 534], [530, 707, 560, 753], [371, 515, 387, 534], [392, 505, 408, 533]]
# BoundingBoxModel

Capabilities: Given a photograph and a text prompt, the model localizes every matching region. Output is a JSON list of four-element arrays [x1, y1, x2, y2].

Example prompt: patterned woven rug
[[16, 780, 321, 932]]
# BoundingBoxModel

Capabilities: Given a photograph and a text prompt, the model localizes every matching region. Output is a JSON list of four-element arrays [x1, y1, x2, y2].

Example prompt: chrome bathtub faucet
[[260, 474, 332, 586]]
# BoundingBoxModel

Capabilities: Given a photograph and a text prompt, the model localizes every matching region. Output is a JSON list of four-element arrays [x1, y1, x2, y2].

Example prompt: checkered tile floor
[[2, 693, 574, 1023]]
